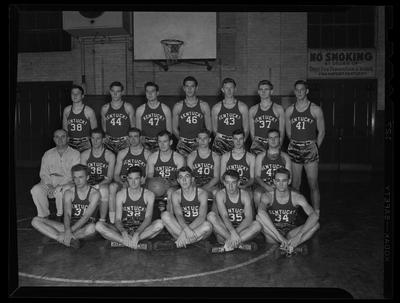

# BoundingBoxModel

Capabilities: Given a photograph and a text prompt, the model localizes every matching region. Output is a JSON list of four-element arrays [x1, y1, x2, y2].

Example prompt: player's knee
[[203, 220, 212, 233], [31, 184, 41, 196], [87, 223, 96, 235], [206, 211, 217, 222], [95, 221, 106, 233], [31, 216, 42, 228], [252, 220, 262, 232], [160, 211, 172, 223], [153, 219, 164, 231]]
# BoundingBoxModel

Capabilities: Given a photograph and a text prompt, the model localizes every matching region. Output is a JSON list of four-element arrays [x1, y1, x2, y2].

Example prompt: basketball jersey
[[254, 103, 279, 139], [87, 148, 108, 183], [226, 152, 250, 185], [153, 151, 178, 182], [120, 147, 147, 178], [105, 102, 130, 138], [260, 152, 286, 185], [141, 103, 167, 138], [67, 105, 91, 139], [181, 187, 200, 224], [71, 186, 93, 221], [224, 189, 245, 226], [267, 189, 298, 226], [217, 100, 242, 137], [289, 102, 317, 141], [178, 100, 205, 139], [192, 150, 215, 187], [121, 188, 146, 227]]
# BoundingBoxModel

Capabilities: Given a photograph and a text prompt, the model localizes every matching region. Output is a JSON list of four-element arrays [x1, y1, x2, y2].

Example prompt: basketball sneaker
[[69, 238, 81, 249], [238, 241, 258, 252]]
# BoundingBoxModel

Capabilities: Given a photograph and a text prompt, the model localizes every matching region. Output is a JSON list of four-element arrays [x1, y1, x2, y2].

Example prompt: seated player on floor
[[95, 166, 164, 250], [256, 167, 319, 256]]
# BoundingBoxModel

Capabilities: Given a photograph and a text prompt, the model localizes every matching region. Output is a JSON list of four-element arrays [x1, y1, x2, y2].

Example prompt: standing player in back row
[[136, 82, 172, 153], [249, 80, 285, 155], [285, 80, 325, 216], [101, 81, 136, 154], [172, 76, 212, 157], [211, 78, 249, 156], [63, 85, 98, 152]]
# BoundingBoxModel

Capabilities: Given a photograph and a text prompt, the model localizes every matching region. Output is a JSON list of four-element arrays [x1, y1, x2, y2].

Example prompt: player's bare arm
[[172, 101, 183, 138]]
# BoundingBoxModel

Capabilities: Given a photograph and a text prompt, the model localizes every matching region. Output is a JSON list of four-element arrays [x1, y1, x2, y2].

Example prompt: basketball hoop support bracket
[[153, 59, 213, 71]]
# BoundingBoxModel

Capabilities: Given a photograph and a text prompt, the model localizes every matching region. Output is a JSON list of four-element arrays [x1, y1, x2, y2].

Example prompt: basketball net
[[161, 39, 184, 64]]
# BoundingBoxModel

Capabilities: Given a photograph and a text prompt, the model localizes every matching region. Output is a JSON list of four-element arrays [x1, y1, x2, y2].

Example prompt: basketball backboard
[[133, 12, 217, 60]]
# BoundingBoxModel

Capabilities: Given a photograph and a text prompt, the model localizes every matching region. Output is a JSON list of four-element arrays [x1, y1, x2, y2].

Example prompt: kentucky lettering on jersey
[[67, 105, 90, 139], [289, 102, 317, 141]]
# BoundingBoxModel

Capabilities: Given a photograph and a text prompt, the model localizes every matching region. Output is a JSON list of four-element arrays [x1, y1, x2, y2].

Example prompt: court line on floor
[[19, 245, 277, 284]]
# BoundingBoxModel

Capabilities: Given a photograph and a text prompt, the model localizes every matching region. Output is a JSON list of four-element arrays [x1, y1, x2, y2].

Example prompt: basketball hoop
[[160, 39, 184, 64]]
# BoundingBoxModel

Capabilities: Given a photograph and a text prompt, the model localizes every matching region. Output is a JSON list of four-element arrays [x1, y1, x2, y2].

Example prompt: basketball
[[147, 177, 168, 197]]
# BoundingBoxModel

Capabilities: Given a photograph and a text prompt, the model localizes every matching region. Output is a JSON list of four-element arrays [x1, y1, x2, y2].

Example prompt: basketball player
[[172, 76, 212, 157], [31, 164, 100, 248], [136, 82, 172, 153], [161, 167, 212, 248], [62, 85, 98, 152], [95, 166, 164, 249], [187, 129, 220, 212], [31, 129, 80, 220], [146, 130, 185, 213], [211, 78, 249, 156], [256, 167, 319, 255], [249, 80, 285, 155], [101, 81, 135, 154], [109, 127, 151, 224], [207, 170, 261, 253], [80, 127, 116, 222], [253, 129, 291, 209], [220, 128, 255, 191], [285, 80, 325, 216]]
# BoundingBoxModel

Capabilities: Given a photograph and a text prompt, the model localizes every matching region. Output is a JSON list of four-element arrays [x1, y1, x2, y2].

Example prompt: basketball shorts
[[176, 137, 197, 157], [70, 216, 97, 226], [104, 136, 129, 154], [212, 135, 234, 156], [123, 220, 142, 235], [68, 137, 91, 152], [287, 140, 319, 164], [250, 137, 269, 155], [88, 175, 105, 186], [274, 222, 297, 237], [143, 137, 159, 153]]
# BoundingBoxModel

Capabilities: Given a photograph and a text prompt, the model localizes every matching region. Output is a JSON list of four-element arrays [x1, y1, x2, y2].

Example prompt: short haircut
[[267, 128, 280, 137], [71, 164, 89, 176], [90, 127, 104, 137], [232, 128, 245, 137], [223, 169, 240, 181], [178, 166, 193, 177], [198, 128, 211, 137], [258, 80, 273, 90], [109, 81, 124, 91], [128, 127, 142, 137], [294, 80, 308, 90], [222, 77, 236, 87], [71, 84, 84, 95], [127, 166, 143, 177], [273, 167, 291, 179], [183, 76, 198, 87], [54, 128, 67, 137], [157, 130, 172, 140], [145, 81, 159, 91]]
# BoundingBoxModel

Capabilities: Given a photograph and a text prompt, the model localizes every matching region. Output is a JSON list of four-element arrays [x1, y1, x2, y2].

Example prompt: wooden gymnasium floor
[[11, 167, 384, 299]]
